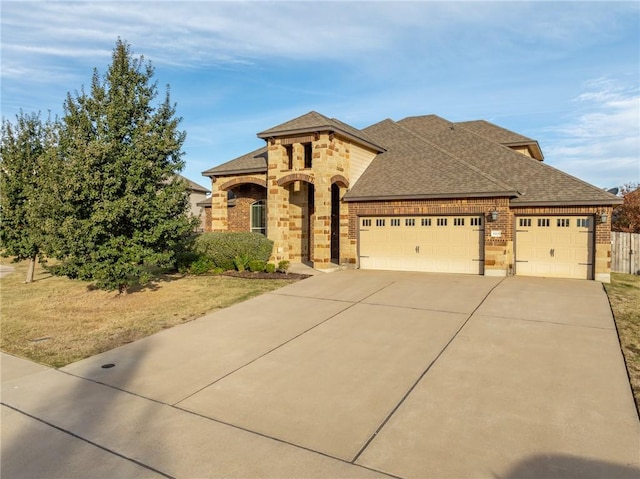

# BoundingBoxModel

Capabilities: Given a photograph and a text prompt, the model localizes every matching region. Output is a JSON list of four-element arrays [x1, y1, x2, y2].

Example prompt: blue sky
[[2, 1, 639, 190]]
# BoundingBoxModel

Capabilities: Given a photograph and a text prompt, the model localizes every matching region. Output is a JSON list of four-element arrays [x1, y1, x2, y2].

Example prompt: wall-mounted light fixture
[[490, 209, 499, 222], [599, 211, 608, 224]]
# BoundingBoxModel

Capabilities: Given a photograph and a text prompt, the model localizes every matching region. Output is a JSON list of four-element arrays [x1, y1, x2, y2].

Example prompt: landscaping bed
[[223, 271, 311, 280]]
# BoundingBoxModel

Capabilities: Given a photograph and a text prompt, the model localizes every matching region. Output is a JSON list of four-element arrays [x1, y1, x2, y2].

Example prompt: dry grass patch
[[605, 273, 640, 414], [1, 259, 296, 367]]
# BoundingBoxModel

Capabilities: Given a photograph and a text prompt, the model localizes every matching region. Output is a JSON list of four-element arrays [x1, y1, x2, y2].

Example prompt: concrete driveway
[[2, 271, 639, 478]]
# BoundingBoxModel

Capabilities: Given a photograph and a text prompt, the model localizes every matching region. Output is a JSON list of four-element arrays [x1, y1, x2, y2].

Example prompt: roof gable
[[202, 147, 267, 177], [257, 111, 385, 153]]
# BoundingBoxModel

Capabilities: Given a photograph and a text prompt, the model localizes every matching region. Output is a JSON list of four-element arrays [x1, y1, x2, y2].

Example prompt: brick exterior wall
[[227, 184, 267, 232], [347, 199, 614, 280]]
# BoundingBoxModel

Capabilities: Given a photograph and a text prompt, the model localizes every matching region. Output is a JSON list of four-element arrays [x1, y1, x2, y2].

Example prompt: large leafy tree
[[612, 183, 640, 233], [55, 39, 196, 293], [0, 112, 59, 283]]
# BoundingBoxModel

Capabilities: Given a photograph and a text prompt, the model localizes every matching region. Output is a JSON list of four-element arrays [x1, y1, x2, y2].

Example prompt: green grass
[[1, 258, 297, 367], [605, 273, 640, 415]]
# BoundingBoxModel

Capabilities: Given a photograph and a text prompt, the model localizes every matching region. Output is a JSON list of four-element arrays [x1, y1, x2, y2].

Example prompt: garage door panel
[[515, 216, 593, 280], [359, 216, 483, 275]]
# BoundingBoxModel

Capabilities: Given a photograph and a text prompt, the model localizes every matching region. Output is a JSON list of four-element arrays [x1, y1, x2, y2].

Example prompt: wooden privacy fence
[[611, 231, 640, 275]]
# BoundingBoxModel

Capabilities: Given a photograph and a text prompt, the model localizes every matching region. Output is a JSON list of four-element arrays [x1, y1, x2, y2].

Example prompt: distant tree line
[[1, 39, 198, 293]]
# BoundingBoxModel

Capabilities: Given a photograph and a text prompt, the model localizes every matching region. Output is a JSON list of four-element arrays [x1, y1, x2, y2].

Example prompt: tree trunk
[[25, 255, 36, 283]]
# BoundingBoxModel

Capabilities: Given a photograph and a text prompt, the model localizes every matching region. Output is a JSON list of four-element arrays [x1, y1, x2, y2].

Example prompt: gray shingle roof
[[456, 119, 544, 160], [257, 111, 385, 153], [177, 175, 210, 193], [393, 115, 619, 205], [202, 147, 267, 177], [204, 112, 620, 206], [456, 120, 534, 144], [345, 119, 518, 201]]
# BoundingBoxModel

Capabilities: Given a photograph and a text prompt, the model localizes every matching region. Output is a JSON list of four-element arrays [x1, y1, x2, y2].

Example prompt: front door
[[330, 183, 340, 261]]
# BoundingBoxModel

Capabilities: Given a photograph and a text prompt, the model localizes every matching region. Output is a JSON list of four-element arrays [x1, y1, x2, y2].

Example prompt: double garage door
[[515, 216, 594, 280], [359, 216, 484, 274], [359, 214, 594, 279]]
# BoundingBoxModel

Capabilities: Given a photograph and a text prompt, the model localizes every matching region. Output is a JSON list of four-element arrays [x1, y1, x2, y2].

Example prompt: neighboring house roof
[[202, 147, 268, 177], [257, 111, 385, 153], [177, 174, 210, 193]]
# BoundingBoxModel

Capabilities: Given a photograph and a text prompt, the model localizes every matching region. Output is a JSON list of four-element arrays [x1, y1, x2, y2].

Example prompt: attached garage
[[359, 216, 484, 274], [515, 216, 594, 279]]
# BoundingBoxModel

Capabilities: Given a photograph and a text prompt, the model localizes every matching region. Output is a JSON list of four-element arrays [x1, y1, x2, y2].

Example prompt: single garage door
[[359, 216, 484, 274], [515, 216, 593, 279]]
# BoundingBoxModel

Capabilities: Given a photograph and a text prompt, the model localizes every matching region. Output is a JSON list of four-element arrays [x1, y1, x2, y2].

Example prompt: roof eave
[[202, 167, 267, 178], [257, 128, 385, 153], [510, 198, 624, 207], [343, 191, 518, 202]]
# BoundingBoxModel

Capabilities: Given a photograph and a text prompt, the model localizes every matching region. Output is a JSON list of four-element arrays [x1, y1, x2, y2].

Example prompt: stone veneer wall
[[209, 175, 266, 232], [266, 133, 374, 268]]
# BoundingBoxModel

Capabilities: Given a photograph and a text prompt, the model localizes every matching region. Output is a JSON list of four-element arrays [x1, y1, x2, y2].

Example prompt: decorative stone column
[[312, 179, 332, 268], [209, 179, 228, 232]]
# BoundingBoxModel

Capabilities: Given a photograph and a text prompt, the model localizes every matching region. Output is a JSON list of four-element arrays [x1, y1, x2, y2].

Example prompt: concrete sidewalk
[[2, 271, 639, 478]]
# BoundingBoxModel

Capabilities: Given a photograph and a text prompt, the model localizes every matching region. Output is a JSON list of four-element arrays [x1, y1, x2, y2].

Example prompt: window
[[519, 218, 531, 227], [437, 218, 447, 226], [285, 145, 293, 170], [362, 218, 372, 227], [454, 218, 465, 226], [557, 218, 570, 227], [421, 218, 432, 226], [250, 200, 266, 235], [405, 218, 415, 226], [303, 142, 313, 168], [577, 218, 590, 228], [391, 218, 400, 226], [376, 218, 385, 227], [537, 218, 550, 227], [471, 217, 483, 226]]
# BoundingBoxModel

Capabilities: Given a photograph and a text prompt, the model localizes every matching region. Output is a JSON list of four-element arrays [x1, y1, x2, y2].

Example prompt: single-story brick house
[[202, 111, 622, 281]]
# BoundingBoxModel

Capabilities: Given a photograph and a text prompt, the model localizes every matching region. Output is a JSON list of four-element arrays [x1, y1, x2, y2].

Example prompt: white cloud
[[544, 78, 640, 188]]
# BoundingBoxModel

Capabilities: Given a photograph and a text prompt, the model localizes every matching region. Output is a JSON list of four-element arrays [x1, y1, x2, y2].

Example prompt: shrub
[[174, 250, 199, 274], [265, 263, 276, 273], [248, 260, 266, 272], [233, 254, 250, 272], [189, 256, 215, 275], [193, 232, 273, 271], [277, 260, 290, 273]]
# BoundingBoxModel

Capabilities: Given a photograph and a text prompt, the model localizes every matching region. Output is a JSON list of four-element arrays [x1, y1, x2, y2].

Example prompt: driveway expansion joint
[[1, 402, 176, 479], [173, 280, 399, 406], [350, 277, 507, 464]]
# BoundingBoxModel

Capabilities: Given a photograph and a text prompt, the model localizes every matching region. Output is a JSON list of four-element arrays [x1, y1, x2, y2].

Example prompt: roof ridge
[[457, 119, 536, 143], [395, 119, 520, 196]]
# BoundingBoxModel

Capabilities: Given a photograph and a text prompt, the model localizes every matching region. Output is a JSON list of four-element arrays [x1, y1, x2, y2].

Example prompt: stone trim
[[218, 176, 267, 191], [277, 173, 315, 187], [330, 174, 349, 188]]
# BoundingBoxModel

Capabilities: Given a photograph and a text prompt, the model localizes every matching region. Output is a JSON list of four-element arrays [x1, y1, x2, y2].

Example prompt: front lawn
[[0, 259, 297, 368], [605, 273, 640, 415]]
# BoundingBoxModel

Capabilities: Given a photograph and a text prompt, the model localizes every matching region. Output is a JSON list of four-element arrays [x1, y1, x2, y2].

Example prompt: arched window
[[251, 200, 266, 235]]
